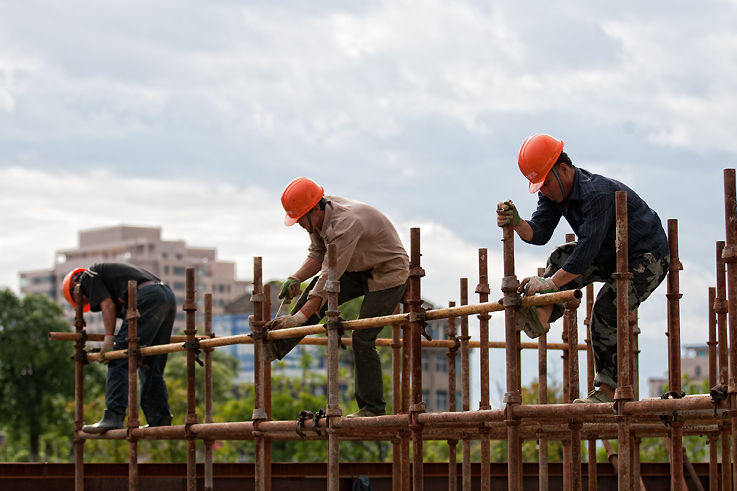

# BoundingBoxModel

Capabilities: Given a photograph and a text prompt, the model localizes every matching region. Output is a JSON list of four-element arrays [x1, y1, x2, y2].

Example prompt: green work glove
[[278, 276, 302, 301], [519, 276, 558, 296], [496, 200, 520, 228], [99, 335, 115, 365]]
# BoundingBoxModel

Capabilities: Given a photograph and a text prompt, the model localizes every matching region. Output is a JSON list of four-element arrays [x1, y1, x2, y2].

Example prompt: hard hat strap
[[551, 166, 567, 201]]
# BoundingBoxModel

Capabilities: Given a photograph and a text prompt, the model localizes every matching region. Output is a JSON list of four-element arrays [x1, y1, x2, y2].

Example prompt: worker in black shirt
[[62, 263, 176, 432]]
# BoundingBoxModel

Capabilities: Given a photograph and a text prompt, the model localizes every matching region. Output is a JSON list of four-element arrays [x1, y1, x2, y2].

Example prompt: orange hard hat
[[518, 134, 564, 193], [281, 177, 324, 226], [62, 268, 89, 312]]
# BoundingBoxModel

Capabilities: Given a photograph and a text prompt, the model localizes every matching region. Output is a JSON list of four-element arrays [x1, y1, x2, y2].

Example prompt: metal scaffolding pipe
[[667, 219, 685, 491], [126, 281, 140, 491]]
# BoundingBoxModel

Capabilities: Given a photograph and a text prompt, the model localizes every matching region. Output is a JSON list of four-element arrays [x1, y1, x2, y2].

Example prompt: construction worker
[[265, 177, 409, 418], [62, 263, 176, 432], [497, 134, 670, 403]]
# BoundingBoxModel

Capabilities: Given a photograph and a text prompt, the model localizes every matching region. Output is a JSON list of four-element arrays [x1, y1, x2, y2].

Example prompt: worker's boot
[[83, 409, 125, 434]]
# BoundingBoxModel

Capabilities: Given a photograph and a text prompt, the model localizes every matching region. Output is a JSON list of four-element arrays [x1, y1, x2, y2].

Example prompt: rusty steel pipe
[[251, 258, 267, 491], [715, 240, 733, 491], [722, 169, 737, 491], [183, 269, 198, 491], [126, 281, 140, 491], [400, 296, 410, 491], [49, 332, 206, 343], [476, 248, 491, 491], [326, 244, 341, 491], [203, 294, 215, 491], [72, 285, 86, 491], [409, 228, 425, 491], [460, 278, 471, 491], [446, 302, 458, 491], [502, 216, 522, 491]]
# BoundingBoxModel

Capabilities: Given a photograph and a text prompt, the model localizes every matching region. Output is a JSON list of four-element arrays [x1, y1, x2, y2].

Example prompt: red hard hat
[[281, 177, 324, 226], [62, 268, 89, 312], [518, 134, 564, 193]]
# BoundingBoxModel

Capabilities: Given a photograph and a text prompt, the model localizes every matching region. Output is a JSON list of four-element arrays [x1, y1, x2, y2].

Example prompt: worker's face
[[297, 209, 315, 233], [538, 166, 567, 202]]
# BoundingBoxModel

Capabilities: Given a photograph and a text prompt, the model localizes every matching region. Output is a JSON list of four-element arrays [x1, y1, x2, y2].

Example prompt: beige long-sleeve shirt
[[306, 195, 409, 303]]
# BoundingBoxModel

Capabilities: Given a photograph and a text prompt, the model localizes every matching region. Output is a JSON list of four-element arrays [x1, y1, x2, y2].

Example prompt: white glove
[[519, 276, 558, 296], [265, 310, 308, 330], [99, 335, 115, 365]]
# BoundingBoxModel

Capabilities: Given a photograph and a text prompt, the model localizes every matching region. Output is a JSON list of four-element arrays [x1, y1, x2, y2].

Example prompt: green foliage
[[0, 290, 78, 462]]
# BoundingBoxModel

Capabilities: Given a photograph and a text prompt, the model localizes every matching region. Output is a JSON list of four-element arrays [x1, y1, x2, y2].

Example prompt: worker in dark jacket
[[497, 134, 669, 403], [62, 263, 176, 432]]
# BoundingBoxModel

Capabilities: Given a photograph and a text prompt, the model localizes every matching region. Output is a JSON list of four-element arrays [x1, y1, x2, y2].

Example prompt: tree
[[0, 289, 76, 462]]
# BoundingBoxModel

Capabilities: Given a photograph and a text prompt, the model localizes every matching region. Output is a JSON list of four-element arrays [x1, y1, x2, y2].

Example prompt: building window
[[164, 266, 169, 274], [695, 366, 702, 377], [173, 282, 185, 291], [422, 390, 430, 404], [173, 267, 186, 275], [436, 390, 448, 412], [422, 353, 429, 372], [162, 253, 168, 258], [219, 284, 224, 293], [436, 356, 447, 373], [196, 267, 206, 277]]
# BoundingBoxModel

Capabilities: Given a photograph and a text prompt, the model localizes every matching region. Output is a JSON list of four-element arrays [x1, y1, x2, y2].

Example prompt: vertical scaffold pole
[[446, 302, 458, 491], [126, 281, 140, 491], [715, 240, 732, 491], [538, 266, 549, 491], [251, 258, 267, 491], [263, 285, 273, 491], [708, 287, 719, 491], [392, 302, 402, 491], [584, 284, 597, 491], [460, 278, 471, 491], [73, 285, 86, 491], [566, 291, 582, 491], [476, 248, 491, 491], [562, 235, 574, 491], [722, 169, 737, 491], [502, 215, 522, 491], [409, 228, 425, 491], [204, 293, 214, 491], [667, 219, 685, 491], [401, 293, 411, 491], [183, 268, 199, 491], [614, 191, 634, 491], [326, 244, 343, 491]]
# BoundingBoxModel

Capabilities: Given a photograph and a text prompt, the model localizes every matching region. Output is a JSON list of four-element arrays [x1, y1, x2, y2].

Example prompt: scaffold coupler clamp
[[125, 346, 150, 370], [182, 338, 204, 367], [324, 314, 347, 350], [296, 410, 314, 439], [312, 408, 326, 436], [658, 390, 685, 427], [710, 384, 729, 417], [408, 310, 432, 341]]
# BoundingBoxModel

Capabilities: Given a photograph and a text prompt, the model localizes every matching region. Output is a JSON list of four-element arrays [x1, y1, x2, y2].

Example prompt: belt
[[138, 281, 165, 290]]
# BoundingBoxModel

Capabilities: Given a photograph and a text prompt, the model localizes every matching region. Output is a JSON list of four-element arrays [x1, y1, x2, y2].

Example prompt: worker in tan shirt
[[265, 177, 409, 418]]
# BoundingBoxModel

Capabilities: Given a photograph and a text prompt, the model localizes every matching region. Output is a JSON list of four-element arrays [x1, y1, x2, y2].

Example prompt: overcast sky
[[1, 0, 736, 405]]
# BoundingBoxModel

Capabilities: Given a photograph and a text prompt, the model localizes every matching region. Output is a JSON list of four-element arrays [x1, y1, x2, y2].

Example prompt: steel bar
[[477, 248, 491, 491], [502, 212, 522, 491], [724, 169, 737, 491], [460, 279, 471, 491], [446, 302, 458, 491], [183, 269, 198, 491], [716, 240, 732, 491], [263, 287, 273, 491], [204, 294, 214, 491], [566, 294, 582, 491], [49, 332, 208, 343], [126, 281, 140, 491], [326, 244, 341, 491], [584, 283, 597, 491], [391, 303, 402, 491], [72, 285, 85, 491], [409, 228, 425, 491], [614, 191, 633, 491], [667, 219, 685, 491], [562, 234, 575, 491], [401, 294, 410, 491], [251, 258, 266, 491], [709, 286, 719, 491]]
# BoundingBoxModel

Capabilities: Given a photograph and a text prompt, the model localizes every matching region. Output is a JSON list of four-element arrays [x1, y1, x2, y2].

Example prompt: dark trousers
[[106, 284, 176, 426], [272, 272, 406, 413], [544, 242, 669, 390]]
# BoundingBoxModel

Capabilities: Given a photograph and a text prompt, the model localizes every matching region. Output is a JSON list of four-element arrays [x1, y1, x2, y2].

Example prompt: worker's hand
[[519, 276, 558, 296], [265, 311, 308, 331], [98, 335, 115, 365], [278, 276, 302, 301], [496, 201, 520, 228]]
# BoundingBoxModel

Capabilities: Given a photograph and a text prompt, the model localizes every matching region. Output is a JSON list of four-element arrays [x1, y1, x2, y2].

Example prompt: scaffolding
[[48, 170, 737, 491]]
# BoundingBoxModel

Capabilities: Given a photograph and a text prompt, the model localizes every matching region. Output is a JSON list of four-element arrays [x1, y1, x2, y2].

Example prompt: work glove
[[99, 335, 115, 365], [519, 276, 559, 296], [265, 311, 308, 331], [279, 276, 302, 301], [496, 200, 520, 228]]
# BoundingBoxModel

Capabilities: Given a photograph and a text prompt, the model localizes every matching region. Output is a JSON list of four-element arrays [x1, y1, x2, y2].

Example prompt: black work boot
[[141, 413, 173, 428], [83, 409, 125, 434]]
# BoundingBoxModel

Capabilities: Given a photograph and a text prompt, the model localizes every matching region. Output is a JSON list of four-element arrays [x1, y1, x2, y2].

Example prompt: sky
[[1, 0, 736, 407]]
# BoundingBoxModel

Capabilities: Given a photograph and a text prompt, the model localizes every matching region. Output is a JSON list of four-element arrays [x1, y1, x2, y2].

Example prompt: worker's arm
[[520, 268, 580, 295], [292, 256, 322, 282]]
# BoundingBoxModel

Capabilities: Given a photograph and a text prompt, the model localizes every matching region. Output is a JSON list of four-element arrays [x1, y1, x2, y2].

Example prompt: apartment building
[[20, 225, 251, 333], [647, 345, 711, 397]]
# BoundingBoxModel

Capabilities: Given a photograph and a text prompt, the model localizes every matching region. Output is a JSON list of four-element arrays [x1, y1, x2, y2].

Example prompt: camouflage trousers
[[544, 242, 669, 390]]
